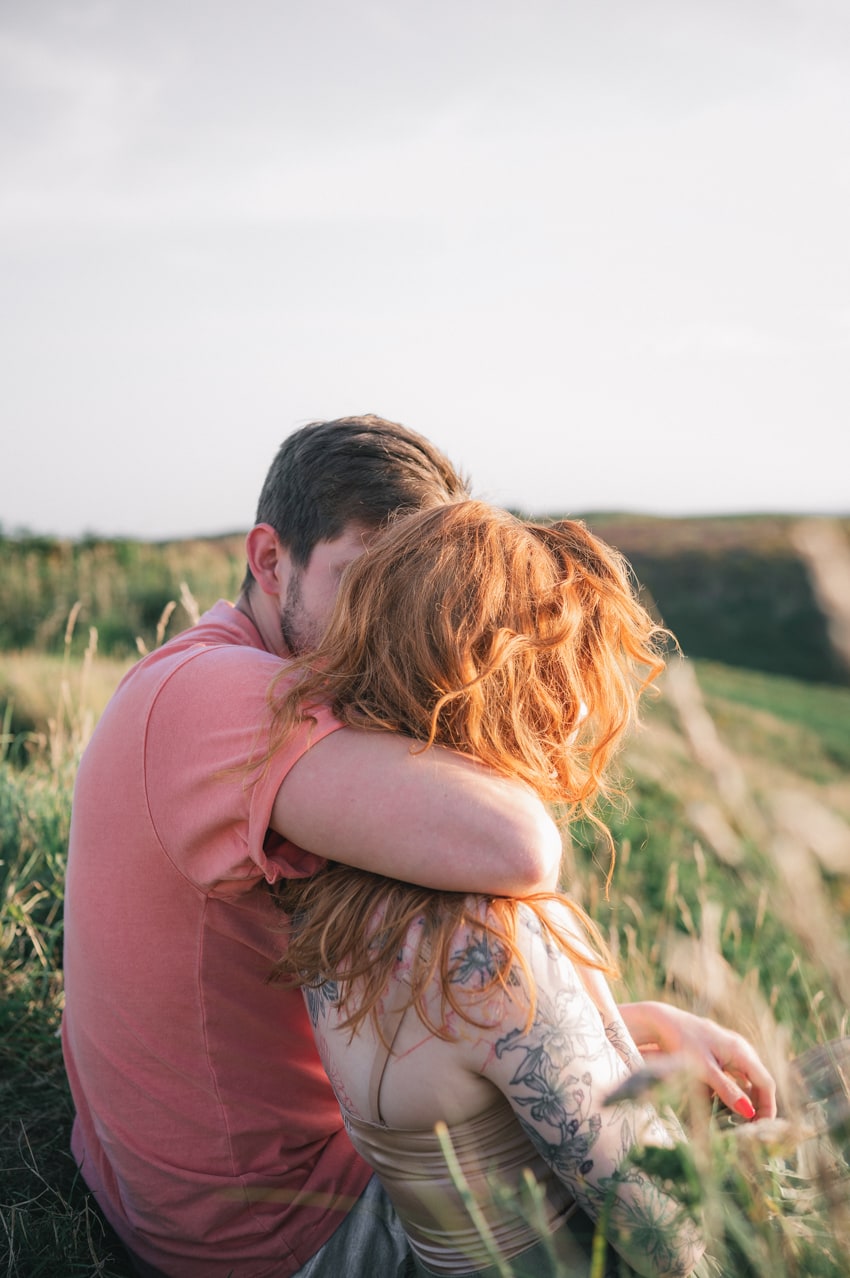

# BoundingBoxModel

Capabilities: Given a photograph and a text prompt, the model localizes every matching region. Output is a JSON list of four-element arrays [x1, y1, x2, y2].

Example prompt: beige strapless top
[[338, 993, 579, 1276]]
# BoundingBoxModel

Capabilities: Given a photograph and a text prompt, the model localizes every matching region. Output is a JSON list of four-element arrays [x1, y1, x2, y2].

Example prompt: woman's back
[[306, 895, 705, 1278], [273, 503, 708, 1276]]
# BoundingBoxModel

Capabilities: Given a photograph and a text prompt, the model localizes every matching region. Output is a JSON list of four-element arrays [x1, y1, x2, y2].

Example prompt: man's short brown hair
[[245, 415, 469, 586]]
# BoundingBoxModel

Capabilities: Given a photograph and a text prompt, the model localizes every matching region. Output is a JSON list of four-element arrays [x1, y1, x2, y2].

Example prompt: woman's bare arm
[[452, 904, 706, 1278]]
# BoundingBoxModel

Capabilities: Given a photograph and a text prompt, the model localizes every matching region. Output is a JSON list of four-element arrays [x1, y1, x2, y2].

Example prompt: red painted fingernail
[[734, 1097, 756, 1120]]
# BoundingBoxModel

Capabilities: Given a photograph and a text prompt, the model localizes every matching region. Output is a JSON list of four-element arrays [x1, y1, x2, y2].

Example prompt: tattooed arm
[[453, 902, 705, 1278], [527, 903, 775, 1122]]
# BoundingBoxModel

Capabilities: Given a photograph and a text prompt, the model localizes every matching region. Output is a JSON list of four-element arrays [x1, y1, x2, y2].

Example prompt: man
[[62, 415, 775, 1278], [61, 416, 564, 1278]]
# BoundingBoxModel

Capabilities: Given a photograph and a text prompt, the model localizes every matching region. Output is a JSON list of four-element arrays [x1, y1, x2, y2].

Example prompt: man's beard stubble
[[278, 568, 321, 657]]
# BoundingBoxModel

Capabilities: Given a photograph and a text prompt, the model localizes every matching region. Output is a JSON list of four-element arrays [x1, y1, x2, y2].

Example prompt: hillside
[[4, 651, 850, 1275], [580, 513, 850, 686], [2, 514, 848, 686]]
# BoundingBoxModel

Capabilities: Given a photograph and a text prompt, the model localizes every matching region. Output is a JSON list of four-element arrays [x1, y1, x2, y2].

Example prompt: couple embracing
[[62, 415, 775, 1278]]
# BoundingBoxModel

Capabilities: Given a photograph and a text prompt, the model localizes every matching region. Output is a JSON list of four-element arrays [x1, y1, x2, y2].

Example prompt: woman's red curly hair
[[269, 500, 670, 1034]]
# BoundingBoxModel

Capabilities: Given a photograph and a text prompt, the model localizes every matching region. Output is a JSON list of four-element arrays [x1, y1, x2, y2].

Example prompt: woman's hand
[[619, 1001, 777, 1120]]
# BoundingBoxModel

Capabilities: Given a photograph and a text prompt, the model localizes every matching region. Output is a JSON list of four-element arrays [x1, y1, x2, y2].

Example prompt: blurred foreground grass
[[2, 625, 850, 1274], [1, 627, 136, 1276]]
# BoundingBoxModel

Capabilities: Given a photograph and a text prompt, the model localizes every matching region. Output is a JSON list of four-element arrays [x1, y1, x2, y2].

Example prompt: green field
[[3, 644, 850, 1275], [2, 514, 850, 1274]]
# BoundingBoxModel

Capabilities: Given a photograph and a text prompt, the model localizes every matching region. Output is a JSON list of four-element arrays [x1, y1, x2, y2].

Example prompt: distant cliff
[[577, 513, 850, 686]]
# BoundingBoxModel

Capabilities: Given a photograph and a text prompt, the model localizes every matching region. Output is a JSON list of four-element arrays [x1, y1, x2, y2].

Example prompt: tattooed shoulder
[[304, 978, 340, 1028], [448, 930, 509, 989]]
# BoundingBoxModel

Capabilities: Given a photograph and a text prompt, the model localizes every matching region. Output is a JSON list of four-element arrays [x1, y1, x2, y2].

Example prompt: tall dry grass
[[2, 531, 850, 1274]]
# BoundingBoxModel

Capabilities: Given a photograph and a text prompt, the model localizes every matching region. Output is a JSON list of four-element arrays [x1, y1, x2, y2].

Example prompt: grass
[[0, 623, 138, 1276], [2, 636, 850, 1274], [0, 649, 133, 749], [0, 531, 243, 658], [694, 660, 850, 776]]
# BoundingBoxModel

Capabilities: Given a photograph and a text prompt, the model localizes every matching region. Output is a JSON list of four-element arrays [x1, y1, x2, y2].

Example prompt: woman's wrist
[[617, 1000, 687, 1051]]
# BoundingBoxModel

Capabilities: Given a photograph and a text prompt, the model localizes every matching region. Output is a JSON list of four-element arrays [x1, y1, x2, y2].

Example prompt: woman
[[270, 501, 715, 1276]]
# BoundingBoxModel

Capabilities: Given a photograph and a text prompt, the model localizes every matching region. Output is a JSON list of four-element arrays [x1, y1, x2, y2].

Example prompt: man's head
[[240, 414, 469, 656]]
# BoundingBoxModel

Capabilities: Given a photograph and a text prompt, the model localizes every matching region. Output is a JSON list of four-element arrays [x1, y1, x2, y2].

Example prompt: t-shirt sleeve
[[143, 645, 344, 891]]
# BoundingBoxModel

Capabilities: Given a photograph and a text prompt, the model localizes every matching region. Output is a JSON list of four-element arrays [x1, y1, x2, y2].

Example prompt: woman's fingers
[[619, 1002, 778, 1120], [714, 1047, 777, 1120]]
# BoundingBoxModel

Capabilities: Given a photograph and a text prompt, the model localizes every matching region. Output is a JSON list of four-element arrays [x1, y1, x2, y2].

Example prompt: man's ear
[[245, 524, 287, 597]]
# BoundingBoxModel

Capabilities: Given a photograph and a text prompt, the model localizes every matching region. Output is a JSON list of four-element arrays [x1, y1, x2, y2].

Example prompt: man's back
[[61, 602, 369, 1278]]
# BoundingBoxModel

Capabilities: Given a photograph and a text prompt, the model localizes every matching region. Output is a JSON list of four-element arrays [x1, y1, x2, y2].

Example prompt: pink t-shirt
[[61, 601, 372, 1277]]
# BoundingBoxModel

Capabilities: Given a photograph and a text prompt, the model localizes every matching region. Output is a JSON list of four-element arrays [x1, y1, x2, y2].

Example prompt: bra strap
[[367, 980, 413, 1124]]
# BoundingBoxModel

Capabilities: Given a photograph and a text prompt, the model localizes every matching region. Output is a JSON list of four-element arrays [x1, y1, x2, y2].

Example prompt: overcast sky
[[2, 0, 848, 539]]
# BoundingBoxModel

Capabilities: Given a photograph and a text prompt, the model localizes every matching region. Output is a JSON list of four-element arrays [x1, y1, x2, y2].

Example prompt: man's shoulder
[[98, 608, 288, 747], [168, 599, 264, 654], [124, 601, 276, 682]]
